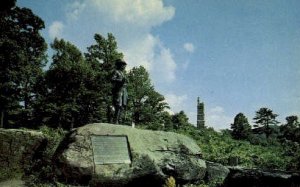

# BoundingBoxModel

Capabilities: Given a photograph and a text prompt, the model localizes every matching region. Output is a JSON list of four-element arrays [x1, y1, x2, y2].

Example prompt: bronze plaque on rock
[[91, 135, 131, 164]]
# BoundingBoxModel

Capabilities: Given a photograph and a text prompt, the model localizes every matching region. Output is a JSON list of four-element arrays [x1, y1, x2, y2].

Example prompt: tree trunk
[[58, 115, 62, 129], [1, 110, 4, 128], [70, 116, 74, 130]]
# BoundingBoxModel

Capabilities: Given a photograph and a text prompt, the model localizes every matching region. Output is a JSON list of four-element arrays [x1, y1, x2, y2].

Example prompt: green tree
[[231, 113, 252, 140], [172, 111, 190, 130], [127, 66, 169, 127], [84, 33, 123, 122], [35, 39, 95, 129], [0, 0, 47, 128], [280, 115, 300, 143], [253, 107, 279, 138], [162, 111, 173, 131]]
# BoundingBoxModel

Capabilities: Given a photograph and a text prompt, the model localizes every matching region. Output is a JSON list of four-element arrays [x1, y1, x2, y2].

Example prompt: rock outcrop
[[0, 128, 47, 171], [53, 123, 206, 186], [205, 161, 230, 185], [222, 167, 300, 187]]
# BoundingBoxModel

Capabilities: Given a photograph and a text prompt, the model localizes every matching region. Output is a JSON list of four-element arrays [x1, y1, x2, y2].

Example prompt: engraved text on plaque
[[91, 135, 131, 164]]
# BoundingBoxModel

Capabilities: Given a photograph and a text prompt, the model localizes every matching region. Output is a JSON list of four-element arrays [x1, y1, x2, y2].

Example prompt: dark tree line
[[230, 108, 300, 170], [230, 107, 300, 145]]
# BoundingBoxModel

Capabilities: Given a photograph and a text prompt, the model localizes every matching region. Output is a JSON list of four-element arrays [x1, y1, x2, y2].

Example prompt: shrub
[[163, 176, 176, 187], [23, 126, 66, 186], [174, 125, 293, 170], [0, 167, 22, 182]]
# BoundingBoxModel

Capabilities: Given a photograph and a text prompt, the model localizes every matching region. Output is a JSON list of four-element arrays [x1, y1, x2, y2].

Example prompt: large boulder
[[205, 161, 230, 185], [53, 123, 206, 186], [0, 128, 47, 171]]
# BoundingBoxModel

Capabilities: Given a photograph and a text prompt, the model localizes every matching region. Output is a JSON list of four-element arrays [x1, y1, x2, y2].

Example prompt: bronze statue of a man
[[111, 59, 128, 124]]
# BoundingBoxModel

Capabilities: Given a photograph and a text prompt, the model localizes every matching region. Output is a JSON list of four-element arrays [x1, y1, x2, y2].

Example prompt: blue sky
[[18, 0, 300, 129]]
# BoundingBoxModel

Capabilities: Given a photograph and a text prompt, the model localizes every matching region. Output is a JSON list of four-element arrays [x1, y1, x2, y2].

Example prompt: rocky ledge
[[222, 167, 300, 187], [0, 128, 47, 171]]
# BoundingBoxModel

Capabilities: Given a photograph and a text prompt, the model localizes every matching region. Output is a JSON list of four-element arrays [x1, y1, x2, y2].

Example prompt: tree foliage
[[38, 39, 77, 127], [231, 113, 252, 140], [84, 33, 123, 122], [253, 107, 279, 138], [127, 66, 169, 127], [172, 111, 190, 130], [34, 39, 97, 129], [280, 115, 300, 143], [0, 1, 47, 128]]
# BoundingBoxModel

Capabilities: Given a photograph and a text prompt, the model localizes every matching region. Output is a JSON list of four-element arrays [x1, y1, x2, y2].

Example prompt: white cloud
[[58, 0, 176, 84], [123, 34, 157, 70], [164, 94, 188, 114], [122, 34, 176, 83], [207, 106, 233, 130], [187, 111, 197, 125], [210, 106, 224, 114], [48, 21, 64, 39], [66, 1, 86, 21], [89, 0, 175, 28], [183, 42, 195, 53], [153, 45, 177, 82]]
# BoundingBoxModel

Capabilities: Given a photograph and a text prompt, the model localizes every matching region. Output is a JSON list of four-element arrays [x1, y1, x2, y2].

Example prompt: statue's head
[[115, 59, 127, 70]]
